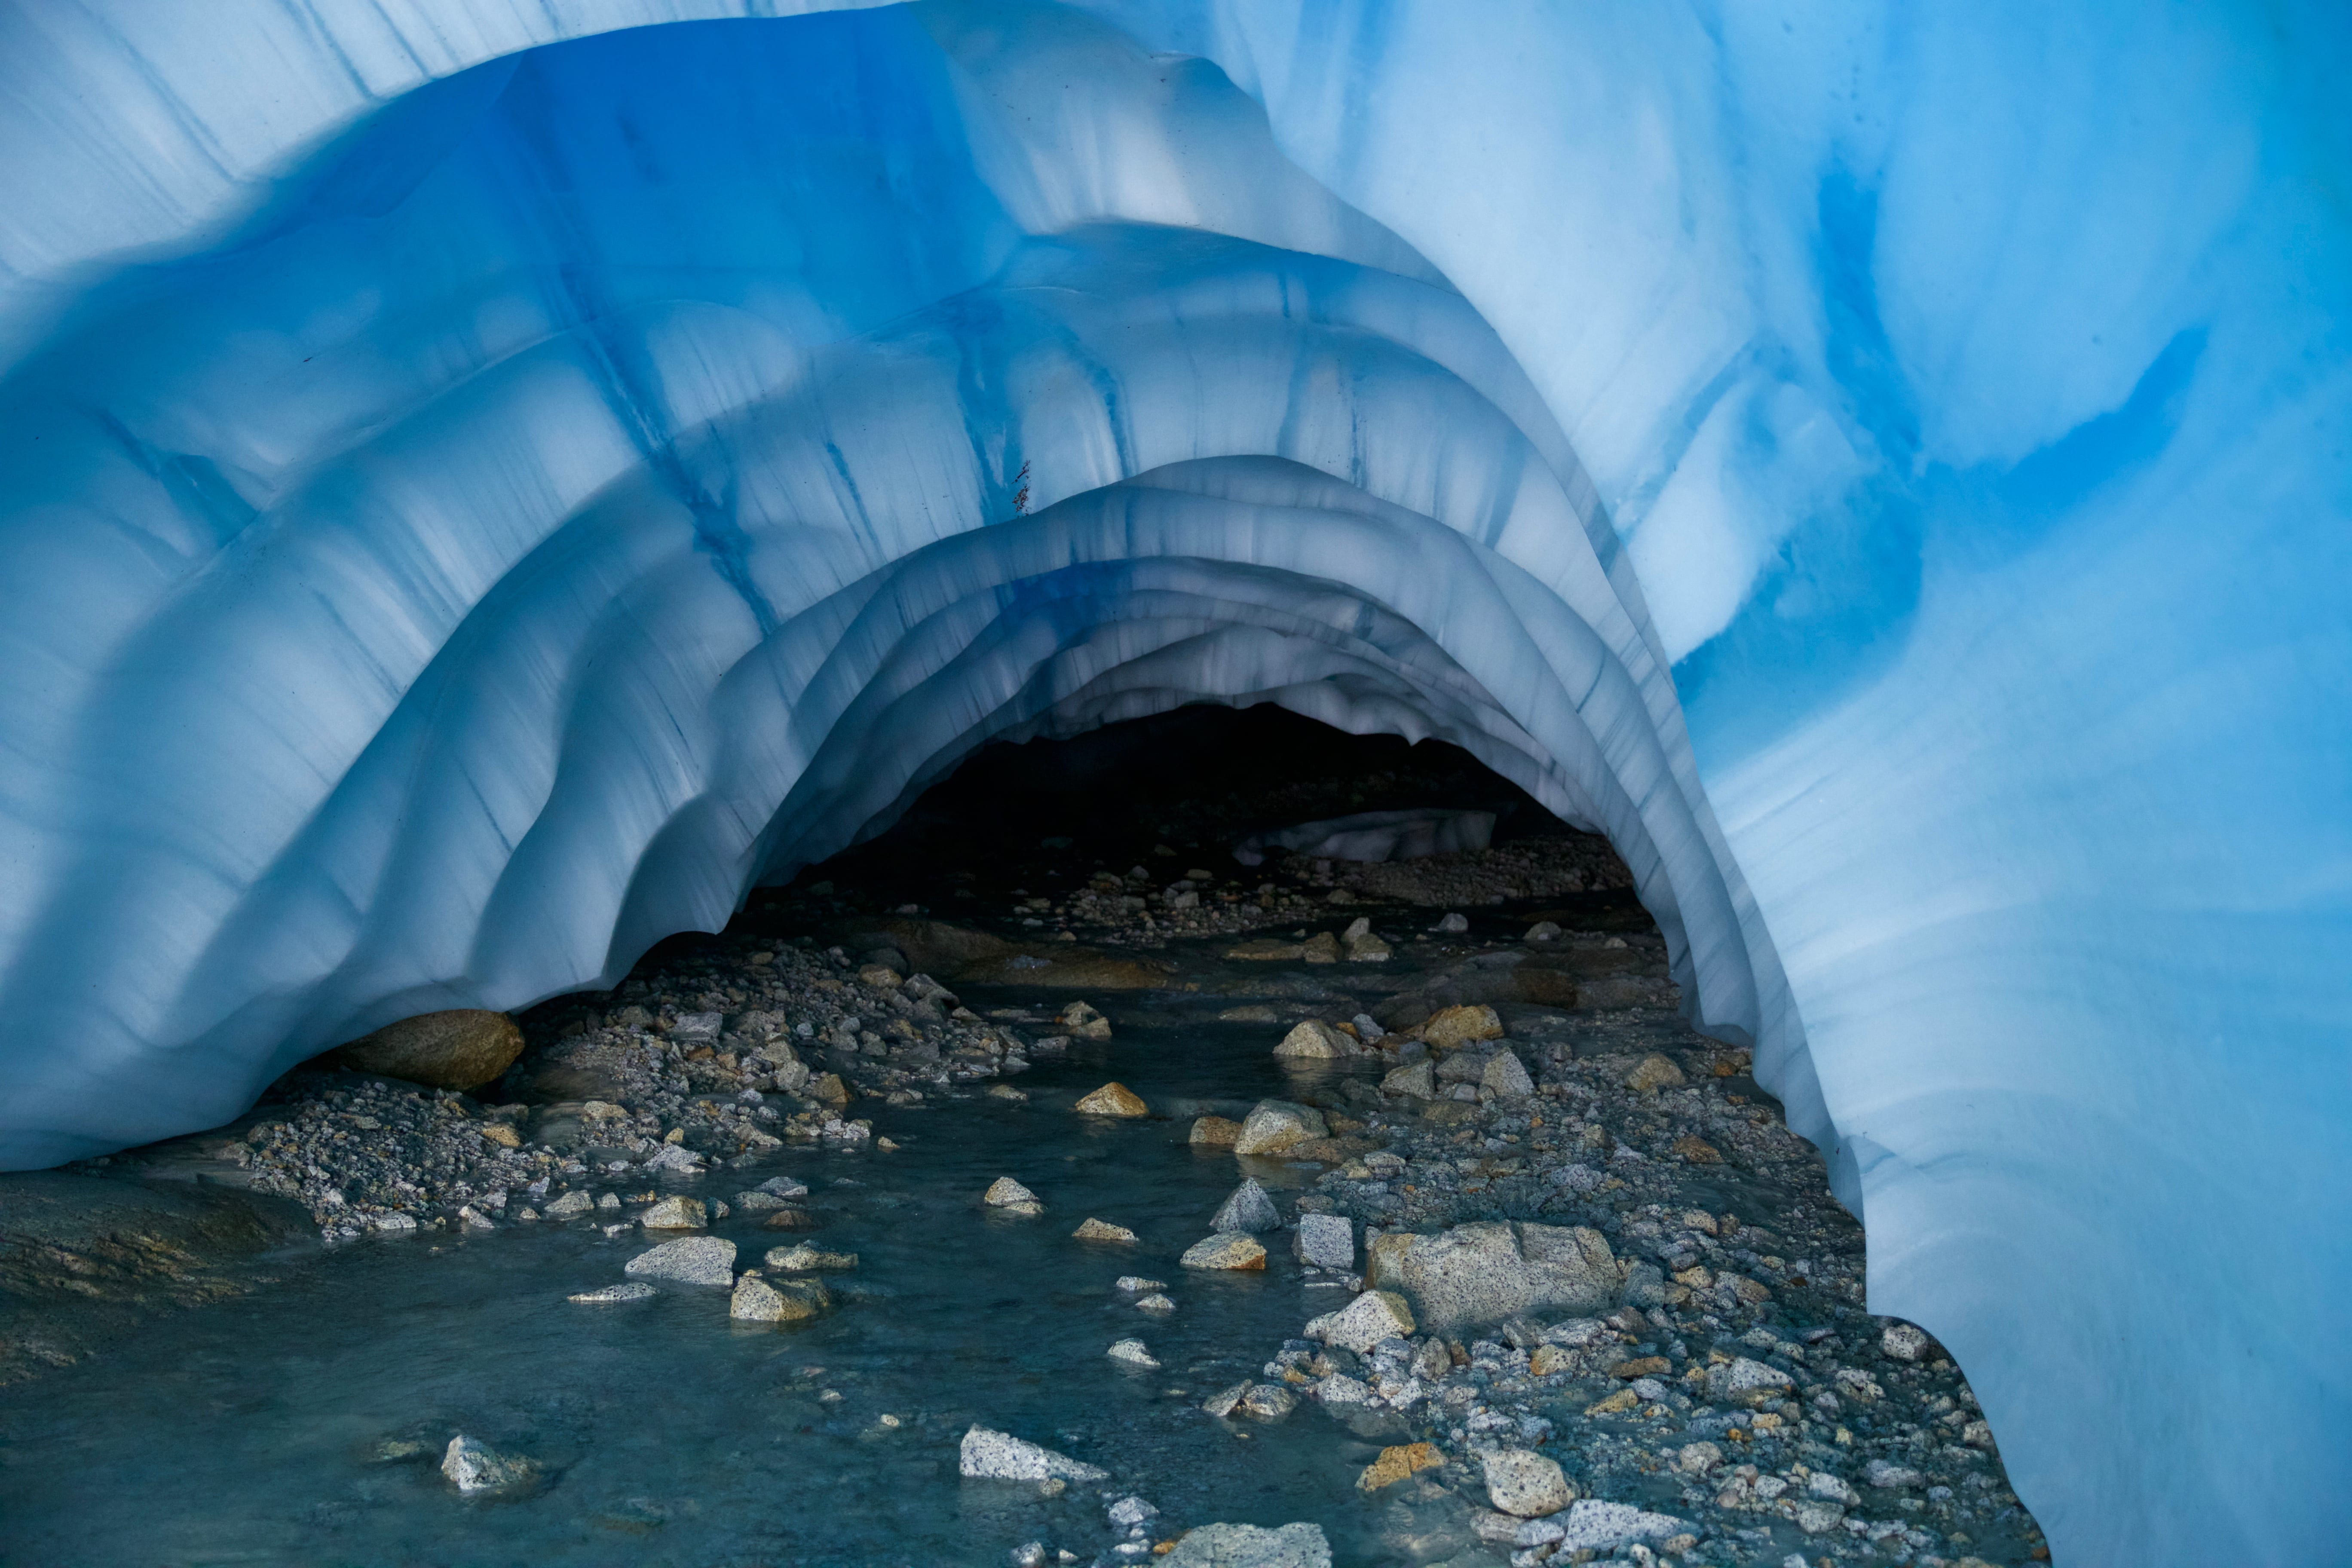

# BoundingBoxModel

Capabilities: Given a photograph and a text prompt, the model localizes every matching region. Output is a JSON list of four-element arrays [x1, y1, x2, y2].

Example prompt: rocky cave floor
[[0, 715, 2051, 1568]]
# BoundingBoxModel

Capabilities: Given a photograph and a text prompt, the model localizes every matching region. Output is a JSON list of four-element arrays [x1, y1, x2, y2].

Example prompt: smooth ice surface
[[0, 3, 2346, 1563]]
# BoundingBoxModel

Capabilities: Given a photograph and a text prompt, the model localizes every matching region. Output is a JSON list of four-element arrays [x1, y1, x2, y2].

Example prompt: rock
[[1180, 1232, 1267, 1271], [1358, 1442, 1445, 1491], [1272, 1019, 1351, 1060], [1114, 1275, 1166, 1292], [324, 1010, 525, 1091], [1075, 1082, 1148, 1117], [1480, 1049, 1535, 1098], [1212, 1178, 1281, 1234], [758, 1175, 810, 1198], [1432, 912, 1470, 934], [1795, 1500, 1847, 1534], [1419, 1004, 1503, 1050], [1231, 1099, 1329, 1155], [1161, 1521, 1331, 1568], [1200, 1381, 1251, 1418], [1881, 1320, 1934, 1362], [983, 1177, 1040, 1207], [1609, 1356, 1670, 1380], [1675, 1441, 1723, 1474], [567, 1281, 657, 1304], [761, 1208, 820, 1231], [1189, 1115, 1244, 1147], [1107, 1338, 1161, 1369], [1529, 1344, 1575, 1377], [1314, 1372, 1370, 1405], [1300, 932, 1342, 964], [1623, 1054, 1684, 1093], [479, 1121, 521, 1148], [1305, 1289, 1416, 1353], [1864, 1458, 1923, 1488], [1136, 1293, 1175, 1314], [1368, 1222, 1619, 1332], [1808, 1473, 1860, 1506], [1225, 940, 1306, 962], [1705, 1357, 1795, 1405], [1057, 1001, 1113, 1040], [1379, 1059, 1435, 1098], [1237, 1384, 1297, 1419], [958, 1425, 1108, 1482], [624, 1236, 737, 1286], [543, 1189, 594, 1219], [638, 1195, 706, 1230], [1553, 1501, 1688, 1553], [764, 1243, 857, 1270], [1294, 1213, 1354, 1270], [1524, 921, 1562, 942], [730, 1272, 830, 1322], [1341, 918, 1391, 962], [1484, 1449, 1574, 1516], [809, 1073, 849, 1105], [441, 1435, 537, 1494], [1072, 1217, 1137, 1243], [1671, 1134, 1723, 1163]]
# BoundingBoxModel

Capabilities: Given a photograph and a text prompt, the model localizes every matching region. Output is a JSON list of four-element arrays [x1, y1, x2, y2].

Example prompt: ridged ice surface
[[0, 3, 2344, 1561]]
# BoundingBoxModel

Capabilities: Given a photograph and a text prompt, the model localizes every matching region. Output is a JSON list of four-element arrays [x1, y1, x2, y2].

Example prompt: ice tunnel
[[0, 0, 2346, 1560]]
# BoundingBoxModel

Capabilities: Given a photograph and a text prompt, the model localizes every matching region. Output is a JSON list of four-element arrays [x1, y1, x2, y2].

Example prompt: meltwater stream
[[0, 1006, 1382, 1567]]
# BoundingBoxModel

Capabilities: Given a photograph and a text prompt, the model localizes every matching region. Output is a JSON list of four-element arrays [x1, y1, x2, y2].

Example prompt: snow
[[0, 2, 2345, 1561]]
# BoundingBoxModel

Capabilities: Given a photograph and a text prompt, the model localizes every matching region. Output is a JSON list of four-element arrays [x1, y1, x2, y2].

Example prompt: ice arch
[[0, 3, 2346, 1563]]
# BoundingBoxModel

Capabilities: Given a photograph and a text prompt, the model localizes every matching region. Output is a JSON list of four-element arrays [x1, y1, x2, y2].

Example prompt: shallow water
[[0, 1004, 1403, 1568]]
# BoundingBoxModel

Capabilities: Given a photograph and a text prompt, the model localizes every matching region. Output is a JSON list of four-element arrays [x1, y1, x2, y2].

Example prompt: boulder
[[1380, 1059, 1435, 1098], [1484, 1449, 1574, 1517], [624, 1236, 737, 1286], [1189, 1115, 1244, 1147], [1180, 1232, 1268, 1271], [959, 1425, 1108, 1482], [1212, 1178, 1281, 1234], [1294, 1213, 1354, 1270], [1305, 1289, 1416, 1353], [730, 1272, 829, 1322], [983, 1177, 1039, 1207], [638, 1195, 705, 1230], [1161, 1522, 1332, 1568], [1553, 1501, 1690, 1553], [1058, 1001, 1113, 1041], [1231, 1099, 1329, 1156], [1358, 1442, 1444, 1491], [1272, 1019, 1351, 1060], [1072, 1217, 1137, 1243], [326, 1010, 524, 1091], [1420, 1004, 1504, 1050], [1075, 1082, 1148, 1117], [1369, 1222, 1618, 1332], [1623, 1054, 1684, 1093], [1481, 1049, 1535, 1098], [441, 1436, 537, 1494]]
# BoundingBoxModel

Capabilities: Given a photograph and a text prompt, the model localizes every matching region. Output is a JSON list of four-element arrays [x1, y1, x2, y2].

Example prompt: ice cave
[[0, 3, 2344, 1565]]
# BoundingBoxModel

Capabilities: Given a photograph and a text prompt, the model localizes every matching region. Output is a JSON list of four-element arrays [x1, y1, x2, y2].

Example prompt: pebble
[[1230, 1100, 1328, 1156], [638, 1195, 706, 1229], [1106, 1338, 1161, 1369], [624, 1236, 737, 1286], [567, 1281, 657, 1304], [1292, 1212, 1354, 1270], [730, 1273, 830, 1322], [958, 1424, 1108, 1482], [1180, 1232, 1267, 1271], [1211, 1178, 1281, 1234], [1075, 1082, 1148, 1117], [441, 1435, 536, 1494], [1484, 1449, 1574, 1517], [1072, 1217, 1138, 1243]]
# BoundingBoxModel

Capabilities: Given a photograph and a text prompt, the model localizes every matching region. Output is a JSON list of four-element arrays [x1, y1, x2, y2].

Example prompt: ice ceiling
[[0, 0, 2345, 1559]]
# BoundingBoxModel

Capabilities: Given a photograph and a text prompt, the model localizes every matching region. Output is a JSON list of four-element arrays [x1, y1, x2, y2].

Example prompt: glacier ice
[[0, 1, 2345, 1561]]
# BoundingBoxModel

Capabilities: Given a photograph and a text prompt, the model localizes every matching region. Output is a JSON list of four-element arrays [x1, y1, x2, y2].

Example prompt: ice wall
[[0, 2, 2345, 1561]]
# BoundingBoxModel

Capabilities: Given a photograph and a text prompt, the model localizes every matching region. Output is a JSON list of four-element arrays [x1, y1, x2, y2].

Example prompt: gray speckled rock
[[1294, 1213, 1353, 1270], [1369, 1221, 1617, 1332], [958, 1425, 1108, 1482], [1161, 1521, 1331, 1568], [623, 1236, 736, 1286], [1230, 1100, 1328, 1157], [441, 1435, 537, 1494], [1212, 1178, 1280, 1234], [1553, 1500, 1688, 1553], [567, 1281, 656, 1304], [1480, 1049, 1535, 1099], [1484, 1449, 1574, 1516]]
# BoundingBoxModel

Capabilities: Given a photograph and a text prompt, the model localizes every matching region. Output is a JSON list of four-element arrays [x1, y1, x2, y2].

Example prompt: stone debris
[[1623, 1052, 1685, 1093], [624, 1236, 736, 1286], [1180, 1232, 1267, 1271], [1480, 1048, 1535, 1099], [958, 1425, 1107, 1482], [567, 1281, 657, 1304], [1553, 1500, 1689, 1552], [1074, 1082, 1148, 1117], [330, 1011, 527, 1091], [1072, 1217, 1137, 1243], [1368, 1220, 1619, 1331], [440, 1435, 537, 1494], [1211, 1178, 1281, 1234]]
